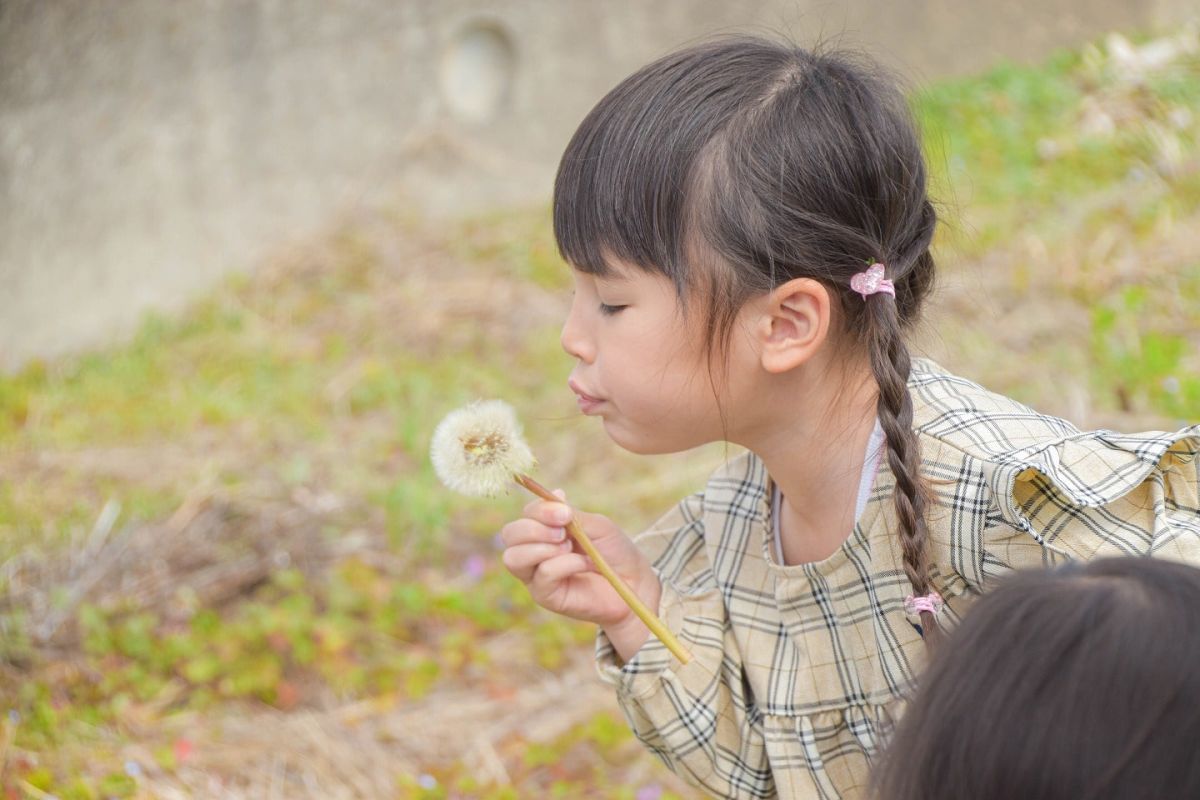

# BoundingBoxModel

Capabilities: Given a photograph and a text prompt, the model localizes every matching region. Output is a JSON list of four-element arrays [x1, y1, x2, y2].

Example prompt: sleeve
[[593, 490, 776, 799], [981, 424, 1200, 579]]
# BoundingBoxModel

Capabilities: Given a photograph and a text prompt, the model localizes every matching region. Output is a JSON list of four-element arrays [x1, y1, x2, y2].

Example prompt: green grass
[[914, 34, 1200, 255]]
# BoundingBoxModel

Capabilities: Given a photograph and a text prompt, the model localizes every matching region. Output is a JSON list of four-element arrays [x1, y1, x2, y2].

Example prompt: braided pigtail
[[868, 247, 940, 647]]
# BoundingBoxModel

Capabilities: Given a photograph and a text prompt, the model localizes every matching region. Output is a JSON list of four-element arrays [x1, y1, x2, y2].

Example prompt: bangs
[[552, 39, 782, 289], [551, 74, 693, 283]]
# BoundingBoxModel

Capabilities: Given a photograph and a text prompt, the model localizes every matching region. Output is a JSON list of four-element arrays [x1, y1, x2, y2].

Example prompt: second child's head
[[554, 33, 942, 631], [872, 556, 1200, 800]]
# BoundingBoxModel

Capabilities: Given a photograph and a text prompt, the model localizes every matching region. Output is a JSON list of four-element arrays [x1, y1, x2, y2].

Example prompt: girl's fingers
[[502, 541, 575, 583], [521, 495, 573, 528], [530, 552, 594, 590], [500, 519, 568, 547]]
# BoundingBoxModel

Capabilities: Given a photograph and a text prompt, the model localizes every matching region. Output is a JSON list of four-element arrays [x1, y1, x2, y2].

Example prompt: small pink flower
[[636, 784, 663, 800], [173, 738, 194, 762], [463, 554, 487, 582]]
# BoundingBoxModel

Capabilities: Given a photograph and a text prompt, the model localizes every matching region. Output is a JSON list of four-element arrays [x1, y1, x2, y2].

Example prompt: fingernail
[[552, 527, 566, 541], [553, 488, 567, 500], [553, 506, 570, 524]]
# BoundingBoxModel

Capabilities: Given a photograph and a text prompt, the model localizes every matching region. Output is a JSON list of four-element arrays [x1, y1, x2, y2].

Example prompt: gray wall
[[1, 0, 1193, 370]]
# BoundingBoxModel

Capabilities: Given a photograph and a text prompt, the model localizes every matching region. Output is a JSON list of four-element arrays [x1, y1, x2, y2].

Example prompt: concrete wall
[[0, 0, 1194, 370]]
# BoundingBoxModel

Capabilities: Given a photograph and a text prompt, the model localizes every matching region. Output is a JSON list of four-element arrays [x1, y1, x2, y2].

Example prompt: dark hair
[[553, 32, 942, 636], [871, 557, 1200, 800]]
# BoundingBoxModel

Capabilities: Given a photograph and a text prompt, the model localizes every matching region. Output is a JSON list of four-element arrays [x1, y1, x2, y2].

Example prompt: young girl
[[498, 33, 1200, 799], [870, 556, 1200, 799]]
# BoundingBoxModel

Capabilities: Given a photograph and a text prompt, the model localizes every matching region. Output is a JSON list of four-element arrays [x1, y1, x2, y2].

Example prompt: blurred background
[[1, 1, 1198, 797]]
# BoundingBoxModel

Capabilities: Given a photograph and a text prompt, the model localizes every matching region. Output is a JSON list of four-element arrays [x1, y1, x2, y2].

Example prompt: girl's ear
[[756, 278, 831, 374]]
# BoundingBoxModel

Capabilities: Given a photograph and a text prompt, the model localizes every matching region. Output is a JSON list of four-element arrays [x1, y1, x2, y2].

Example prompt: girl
[[498, 33, 1200, 799], [870, 557, 1200, 799]]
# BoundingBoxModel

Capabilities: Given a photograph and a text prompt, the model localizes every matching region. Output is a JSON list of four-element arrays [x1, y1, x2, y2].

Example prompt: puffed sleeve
[[593, 491, 775, 799], [981, 424, 1200, 578]]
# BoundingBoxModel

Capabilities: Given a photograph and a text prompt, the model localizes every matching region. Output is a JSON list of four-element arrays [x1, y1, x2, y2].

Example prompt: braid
[[891, 201, 938, 319], [864, 265, 941, 648]]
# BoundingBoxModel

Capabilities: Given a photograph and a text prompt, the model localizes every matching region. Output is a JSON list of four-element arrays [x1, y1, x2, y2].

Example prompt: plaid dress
[[594, 356, 1200, 800]]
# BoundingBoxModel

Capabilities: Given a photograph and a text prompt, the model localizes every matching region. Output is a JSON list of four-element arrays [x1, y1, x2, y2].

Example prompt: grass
[[1, 21, 1199, 798], [915, 30, 1200, 255]]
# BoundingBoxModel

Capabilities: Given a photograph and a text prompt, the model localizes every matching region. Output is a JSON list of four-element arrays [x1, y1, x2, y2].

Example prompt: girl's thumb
[[552, 488, 567, 501]]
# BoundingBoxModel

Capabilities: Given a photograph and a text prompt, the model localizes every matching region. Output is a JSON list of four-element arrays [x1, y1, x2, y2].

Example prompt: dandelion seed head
[[430, 399, 536, 497]]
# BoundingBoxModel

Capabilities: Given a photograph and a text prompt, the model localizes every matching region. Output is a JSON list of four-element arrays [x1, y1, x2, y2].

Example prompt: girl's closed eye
[[598, 302, 627, 316]]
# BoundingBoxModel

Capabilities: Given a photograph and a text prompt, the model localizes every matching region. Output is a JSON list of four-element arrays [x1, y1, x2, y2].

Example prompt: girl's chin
[[604, 422, 698, 456], [602, 421, 653, 454]]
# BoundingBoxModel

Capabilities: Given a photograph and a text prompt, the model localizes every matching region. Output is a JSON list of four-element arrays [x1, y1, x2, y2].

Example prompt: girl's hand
[[499, 489, 659, 629]]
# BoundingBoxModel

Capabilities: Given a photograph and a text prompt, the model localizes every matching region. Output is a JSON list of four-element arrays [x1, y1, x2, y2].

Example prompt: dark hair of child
[[871, 556, 1200, 799], [553, 33, 945, 638]]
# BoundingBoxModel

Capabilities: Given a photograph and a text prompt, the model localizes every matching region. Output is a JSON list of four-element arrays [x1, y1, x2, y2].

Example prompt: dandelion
[[430, 399, 537, 497], [431, 399, 692, 664]]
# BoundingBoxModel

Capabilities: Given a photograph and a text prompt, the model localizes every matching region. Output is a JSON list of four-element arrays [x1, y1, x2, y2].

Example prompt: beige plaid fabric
[[594, 356, 1200, 799]]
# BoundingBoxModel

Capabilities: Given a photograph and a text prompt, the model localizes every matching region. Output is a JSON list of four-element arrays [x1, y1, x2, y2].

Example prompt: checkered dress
[[594, 356, 1200, 799]]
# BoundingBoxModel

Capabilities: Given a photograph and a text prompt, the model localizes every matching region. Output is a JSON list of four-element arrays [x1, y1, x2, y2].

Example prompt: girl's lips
[[577, 395, 604, 413], [569, 379, 605, 413], [568, 379, 602, 403]]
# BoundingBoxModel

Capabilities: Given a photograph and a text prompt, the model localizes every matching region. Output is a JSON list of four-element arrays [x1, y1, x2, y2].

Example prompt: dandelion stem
[[513, 473, 692, 665]]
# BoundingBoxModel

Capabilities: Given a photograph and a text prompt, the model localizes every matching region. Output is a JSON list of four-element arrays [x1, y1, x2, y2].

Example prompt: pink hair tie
[[850, 262, 895, 301], [904, 591, 944, 617]]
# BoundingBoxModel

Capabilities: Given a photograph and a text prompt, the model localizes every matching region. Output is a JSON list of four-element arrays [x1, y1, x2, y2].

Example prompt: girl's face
[[561, 261, 752, 454]]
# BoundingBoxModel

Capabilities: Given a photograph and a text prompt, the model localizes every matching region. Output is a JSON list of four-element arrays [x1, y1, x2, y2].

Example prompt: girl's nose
[[560, 305, 594, 363]]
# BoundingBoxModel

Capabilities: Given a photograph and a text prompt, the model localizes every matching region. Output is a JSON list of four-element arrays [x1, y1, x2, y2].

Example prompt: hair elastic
[[850, 262, 895, 301], [904, 591, 944, 617]]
